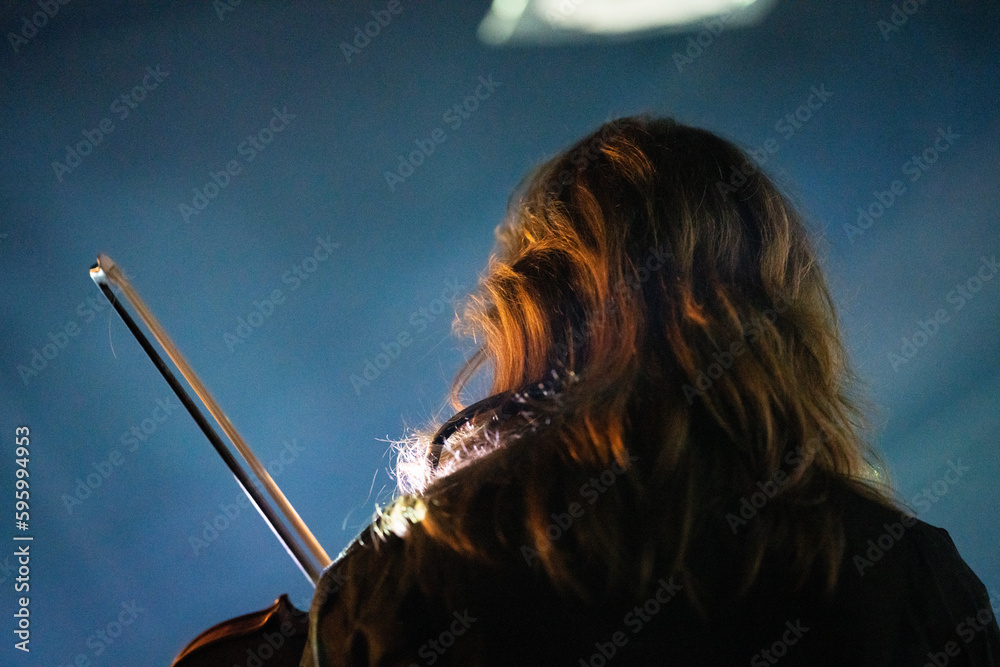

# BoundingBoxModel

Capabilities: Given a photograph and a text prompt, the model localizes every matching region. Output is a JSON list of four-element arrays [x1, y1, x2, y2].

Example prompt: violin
[[89, 255, 326, 666], [170, 594, 309, 665]]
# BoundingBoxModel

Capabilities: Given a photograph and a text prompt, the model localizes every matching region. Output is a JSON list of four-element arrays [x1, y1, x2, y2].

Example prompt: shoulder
[[810, 479, 1000, 664], [300, 524, 433, 667], [297, 438, 592, 666], [824, 478, 982, 586], [300, 515, 623, 667], [299, 492, 511, 667]]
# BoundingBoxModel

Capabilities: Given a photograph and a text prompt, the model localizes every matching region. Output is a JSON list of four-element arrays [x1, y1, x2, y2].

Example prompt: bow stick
[[90, 253, 331, 586]]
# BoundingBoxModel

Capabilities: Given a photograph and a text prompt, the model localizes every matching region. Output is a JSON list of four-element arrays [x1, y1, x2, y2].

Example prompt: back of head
[[395, 116, 894, 611]]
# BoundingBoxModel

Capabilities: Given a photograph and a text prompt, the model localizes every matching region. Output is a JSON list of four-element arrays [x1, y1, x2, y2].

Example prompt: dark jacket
[[298, 476, 998, 666]]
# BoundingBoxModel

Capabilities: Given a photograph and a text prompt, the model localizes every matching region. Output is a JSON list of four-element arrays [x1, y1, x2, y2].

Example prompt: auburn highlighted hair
[[388, 115, 895, 613]]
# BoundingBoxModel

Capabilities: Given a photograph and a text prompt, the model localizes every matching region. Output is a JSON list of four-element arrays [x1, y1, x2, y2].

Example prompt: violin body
[[172, 594, 309, 666]]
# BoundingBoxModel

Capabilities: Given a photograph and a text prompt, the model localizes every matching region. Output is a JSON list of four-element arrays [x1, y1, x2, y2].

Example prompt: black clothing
[[299, 472, 998, 666]]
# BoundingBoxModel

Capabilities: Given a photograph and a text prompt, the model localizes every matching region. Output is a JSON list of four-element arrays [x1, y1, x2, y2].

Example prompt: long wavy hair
[[387, 116, 894, 613]]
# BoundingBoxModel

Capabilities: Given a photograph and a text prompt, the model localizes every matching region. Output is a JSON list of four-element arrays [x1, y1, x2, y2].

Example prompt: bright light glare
[[494, 0, 530, 20], [479, 0, 761, 44], [541, 0, 757, 34], [479, 0, 530, 44]]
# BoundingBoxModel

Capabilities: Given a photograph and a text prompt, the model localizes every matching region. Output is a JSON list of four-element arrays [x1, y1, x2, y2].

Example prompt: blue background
[[0, 1, 998, 664]]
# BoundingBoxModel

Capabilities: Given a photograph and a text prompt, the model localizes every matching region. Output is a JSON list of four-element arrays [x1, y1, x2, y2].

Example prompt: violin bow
[[89, 253, 331, 586]]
